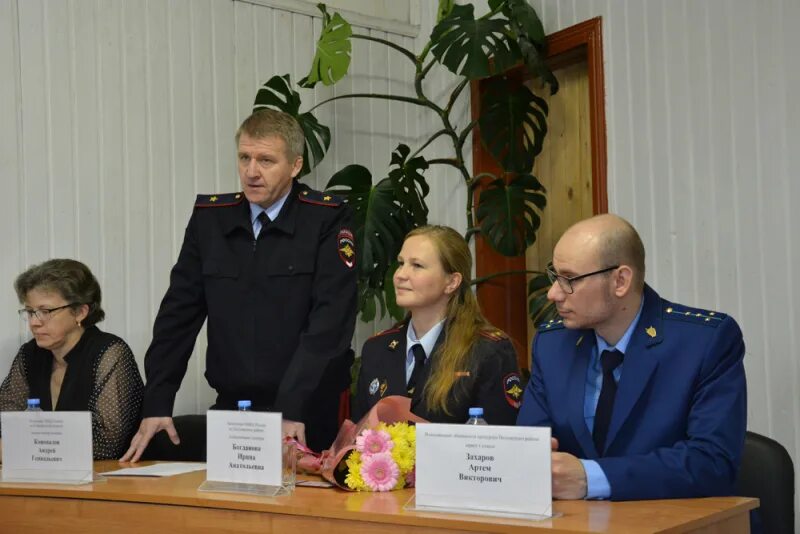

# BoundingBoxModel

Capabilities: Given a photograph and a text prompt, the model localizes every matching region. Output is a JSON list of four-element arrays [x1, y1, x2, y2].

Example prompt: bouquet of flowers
[[343, 422, 416, 491], [297, 396, 426, 491]]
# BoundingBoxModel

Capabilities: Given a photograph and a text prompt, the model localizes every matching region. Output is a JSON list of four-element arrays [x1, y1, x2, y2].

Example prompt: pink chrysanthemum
[[355, 429, 394, 456], [360, 452, 399, 491]]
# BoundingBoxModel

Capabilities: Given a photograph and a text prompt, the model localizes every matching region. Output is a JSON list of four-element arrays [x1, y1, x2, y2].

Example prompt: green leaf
[[430, 3, 521, 80], [519, 36, 559, 95], [326, 165, 419, 321], [528, 272, 558, 325], [476, 174, 547, 256], [436, 0, 455, 22], [387, 144, 430, 226], [504, 0, 545, 43], [326, 165, 413, 280], [498, 0, 558, 95], [479, 76, 548, 172], [358, 284, 377, 322], [301, 4, 352, 88], [383, 260, 405, 322], [253, 74, 301, 114], [252, 74, 331, 176]]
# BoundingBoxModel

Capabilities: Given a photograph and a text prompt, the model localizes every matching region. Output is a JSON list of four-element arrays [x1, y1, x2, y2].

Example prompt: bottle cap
[[27, 398, 40, 406], [468, 407, 483, 417], [237, 400, 252, 409]]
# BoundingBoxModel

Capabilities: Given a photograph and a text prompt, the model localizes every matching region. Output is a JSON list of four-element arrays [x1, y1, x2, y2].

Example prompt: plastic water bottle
[[237, 400, 252, 411], [465, 407, 488, 425], [26, 398, 42, 411]]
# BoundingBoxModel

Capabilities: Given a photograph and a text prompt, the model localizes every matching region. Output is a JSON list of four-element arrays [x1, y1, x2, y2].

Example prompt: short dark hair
[[14, 259, 105, 327], [235, 109, 305, 159]]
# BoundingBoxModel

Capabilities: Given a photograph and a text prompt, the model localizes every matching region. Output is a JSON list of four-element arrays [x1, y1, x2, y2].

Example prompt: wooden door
[[472, 18, 607, 370]]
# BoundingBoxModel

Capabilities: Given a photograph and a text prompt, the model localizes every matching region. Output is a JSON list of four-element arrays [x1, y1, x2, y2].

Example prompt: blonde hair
[[235, 109, 305, 159], [404, 225, 505, 415]]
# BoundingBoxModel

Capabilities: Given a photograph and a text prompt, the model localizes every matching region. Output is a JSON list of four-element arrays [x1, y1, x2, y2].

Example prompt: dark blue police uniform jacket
[[142, 180, 357, 451], [517, 284, 747, 501]]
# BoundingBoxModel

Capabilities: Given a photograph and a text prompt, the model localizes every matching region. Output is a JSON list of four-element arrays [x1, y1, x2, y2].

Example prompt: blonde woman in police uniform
[[353, 225, 522, 424]]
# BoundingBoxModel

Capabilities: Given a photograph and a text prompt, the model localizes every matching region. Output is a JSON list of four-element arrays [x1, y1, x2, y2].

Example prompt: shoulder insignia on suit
[[369, 327, 402, 340], [298, 188, 343, 207], [663, 304, 726, 326], [503, 372, 522, 409], [195, 192, 244, 208], [537, 318, 565, 332], [479, 329, 505, 342]]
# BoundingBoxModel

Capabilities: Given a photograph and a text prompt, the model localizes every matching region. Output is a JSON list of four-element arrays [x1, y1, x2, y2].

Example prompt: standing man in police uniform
[[121, 109, 357, 462]]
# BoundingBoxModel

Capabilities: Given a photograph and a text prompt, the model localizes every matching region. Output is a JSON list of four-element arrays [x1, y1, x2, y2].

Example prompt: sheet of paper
[[101, 462, 207, 477], [1, 411, 93, 483], [205, 410, 282, 486], [415, 423, 552, 517]]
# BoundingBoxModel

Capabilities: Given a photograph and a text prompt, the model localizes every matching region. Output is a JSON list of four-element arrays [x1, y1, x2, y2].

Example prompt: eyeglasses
[[545, 263, 619, 294], [18, 304, 75, 323]]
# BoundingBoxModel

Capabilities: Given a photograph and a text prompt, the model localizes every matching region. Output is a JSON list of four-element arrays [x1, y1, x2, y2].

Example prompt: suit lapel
[[567, 331, 597, 457], [605, 285, 663, 451]]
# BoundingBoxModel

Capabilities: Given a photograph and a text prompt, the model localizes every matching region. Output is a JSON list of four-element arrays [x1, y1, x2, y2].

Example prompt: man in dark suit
[[517, 214, 747, 502]]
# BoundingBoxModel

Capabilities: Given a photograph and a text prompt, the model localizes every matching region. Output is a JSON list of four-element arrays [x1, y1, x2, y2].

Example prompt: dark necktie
[[593, 349, 624, 456], [407, 344, 426, 395], [256, 211, 270, 236]]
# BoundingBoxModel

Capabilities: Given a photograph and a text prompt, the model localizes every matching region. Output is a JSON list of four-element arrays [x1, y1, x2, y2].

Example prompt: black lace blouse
[[0, 326, 144, 459]]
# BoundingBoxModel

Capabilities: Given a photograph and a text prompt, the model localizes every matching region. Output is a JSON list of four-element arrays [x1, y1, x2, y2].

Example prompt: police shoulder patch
[[337, 228, 356, 269], [503, 372, 523, 409], [663, 303, 726, 327], [298, 189, 343, 207], [537, 319, 565, 332], [369, 326, 402, 340], [195, 192, 245, 208]]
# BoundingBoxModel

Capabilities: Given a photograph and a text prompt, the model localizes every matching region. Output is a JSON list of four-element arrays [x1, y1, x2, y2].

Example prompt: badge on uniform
[[369, 378, 379, 396], [337, 228, 356, 268], [503, 373, 523, 409], [379, 380, 388, 397]]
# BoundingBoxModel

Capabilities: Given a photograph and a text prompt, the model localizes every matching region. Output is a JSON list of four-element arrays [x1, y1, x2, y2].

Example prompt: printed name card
[[205, 410, 282, 486], [415, 423, 552, 518], [1, 411, 93, 483]]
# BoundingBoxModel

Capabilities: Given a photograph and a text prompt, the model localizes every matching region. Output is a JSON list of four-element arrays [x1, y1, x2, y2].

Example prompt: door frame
[[470, 17, 608, 367]]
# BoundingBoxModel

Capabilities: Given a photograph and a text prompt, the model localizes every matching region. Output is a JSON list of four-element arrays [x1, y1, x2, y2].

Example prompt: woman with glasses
[[0, 259, 143, 459], [352, 225, 523, 424]]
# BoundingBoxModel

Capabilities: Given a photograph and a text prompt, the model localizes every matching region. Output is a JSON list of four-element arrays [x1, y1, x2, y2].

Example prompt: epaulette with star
[[369, 326, 402, 340], [195, 192, 245, 208], [663, 303, 726, 327], [537, 318, 565, 332], [479, 329, 506, 342], [298, 189, 343, 207]]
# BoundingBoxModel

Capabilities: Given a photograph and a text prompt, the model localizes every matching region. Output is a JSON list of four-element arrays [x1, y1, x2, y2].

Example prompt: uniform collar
[[248, 189, 290, 226], [219, 181, 301, 237], [406, 318, 446, 362], [594, 296, 645, 355]]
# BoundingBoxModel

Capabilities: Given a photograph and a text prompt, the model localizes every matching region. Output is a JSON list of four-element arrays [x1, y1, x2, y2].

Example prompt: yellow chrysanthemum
[[344, 450, 368, 491]]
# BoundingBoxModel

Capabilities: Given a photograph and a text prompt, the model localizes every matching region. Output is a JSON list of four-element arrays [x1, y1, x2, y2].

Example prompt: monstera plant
[[252, 0, 559, 325]]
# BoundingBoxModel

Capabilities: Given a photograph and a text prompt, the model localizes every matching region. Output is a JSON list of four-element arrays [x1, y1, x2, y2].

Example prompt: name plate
[[1, 411, 93, 483], [415, 423, 552, 517], [206, 410, 281, 486]]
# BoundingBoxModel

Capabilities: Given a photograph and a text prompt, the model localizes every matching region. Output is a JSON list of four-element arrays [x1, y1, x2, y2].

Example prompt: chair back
[[737, 430, 795, 534], [141, 414, 207, 462]]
